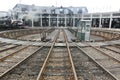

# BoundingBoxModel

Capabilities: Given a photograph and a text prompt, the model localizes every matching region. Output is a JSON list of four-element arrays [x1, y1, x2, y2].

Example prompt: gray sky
[[1, 0, 120, 13]]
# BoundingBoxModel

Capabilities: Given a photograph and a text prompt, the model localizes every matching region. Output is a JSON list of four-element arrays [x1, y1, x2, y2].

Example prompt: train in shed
[[0, 16, 24, 30]]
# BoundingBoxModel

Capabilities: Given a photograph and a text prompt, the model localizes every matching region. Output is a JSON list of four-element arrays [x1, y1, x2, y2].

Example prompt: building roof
[[0, 11, 8, 18], [13, 4, 88, 14]]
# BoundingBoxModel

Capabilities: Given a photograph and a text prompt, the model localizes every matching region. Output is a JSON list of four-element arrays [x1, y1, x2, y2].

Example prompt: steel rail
[[0, 45, 19, 53], [63, 29, 78, 80], [36, 29, 60, 80], [114, 44, 120, 49], [75, 43, 119, 80], [0, 45, 30, 62], [0, 43, 10, 47], [0, 46, 44, 78], [89, 45, 120, 64], [101, 46, 120, 54]]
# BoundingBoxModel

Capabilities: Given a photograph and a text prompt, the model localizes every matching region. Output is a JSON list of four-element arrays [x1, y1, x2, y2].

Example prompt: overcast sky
[[0, 0, 120, 13]]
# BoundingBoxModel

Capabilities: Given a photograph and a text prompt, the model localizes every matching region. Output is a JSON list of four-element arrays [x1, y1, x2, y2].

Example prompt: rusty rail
[[37, 29, 79, 80], [0, 45, 29, 62], [0, 46, 43, 78], [75, 43, 119, 80], [36, 29, 60, 80], [0, 45, 19, 53], [63, 29, 78, 80]]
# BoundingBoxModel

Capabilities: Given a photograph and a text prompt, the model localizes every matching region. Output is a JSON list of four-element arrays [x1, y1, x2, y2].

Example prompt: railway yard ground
[[0, 27, 119, 80]]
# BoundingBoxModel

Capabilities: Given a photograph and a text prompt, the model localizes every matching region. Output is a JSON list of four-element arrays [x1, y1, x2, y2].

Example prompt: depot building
[[12, 4, 120, 28]]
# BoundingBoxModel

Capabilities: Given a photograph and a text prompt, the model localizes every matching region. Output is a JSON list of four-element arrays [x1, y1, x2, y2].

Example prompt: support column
[[90, 13, 93, 27], [81, 13, 83, 20], [30, 12, 34, 27], [109, 13, 112, 29], [99, 14, 102, 28], [41, 14, 42, 27], [65, 15, 67, 27], [90, 13, 92, 21], [31, 15, 34, 28], [73, 16, 75, 27], [49, 15, 51, 27], [57, 15, 58, 27]]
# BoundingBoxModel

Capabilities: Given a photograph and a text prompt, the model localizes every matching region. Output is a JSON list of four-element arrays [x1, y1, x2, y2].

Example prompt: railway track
[[64, 30, 118, 80], [37, 29, 78, 80], [82, 46, 120, 79], [0, 42, 9, 47], [0, 30, 59, 80], [38, 47, 76, 80], [98, 45, 120, 60], [1, 47, 50, 80], [0, 45, 28, 59], [0, 28, 119, 80], [0, 44, 19, 52], [101, 45, 120, 53], [0, 45, 39, 78], [70, 47, 117, 80], [0, 46, 30, 62]]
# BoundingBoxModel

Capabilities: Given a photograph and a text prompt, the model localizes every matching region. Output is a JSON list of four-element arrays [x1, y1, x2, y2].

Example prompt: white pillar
[[31, 16, 34, 28], [109, 13, 112, 29], [81, 13, 83, 20], [90, 13, 93, 28], [99, 14, 102, 28], [90, 13, 92, 21], [41, 14, 42, 27], [49, 15, 51, 27], [65, 15, 67, 27], [73, 16, 75, 27], [57, 15, 58, 27]]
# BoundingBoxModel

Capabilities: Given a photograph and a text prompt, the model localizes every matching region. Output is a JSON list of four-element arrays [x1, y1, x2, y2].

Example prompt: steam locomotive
[[0, 17, 24, 30]]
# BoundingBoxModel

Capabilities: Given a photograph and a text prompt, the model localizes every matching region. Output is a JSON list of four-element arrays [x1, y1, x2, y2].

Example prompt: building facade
[[12, 4, 120, 28], [0, 11, 8, 18], [12, 4, 88, 27], [82, 12, 120, 28]]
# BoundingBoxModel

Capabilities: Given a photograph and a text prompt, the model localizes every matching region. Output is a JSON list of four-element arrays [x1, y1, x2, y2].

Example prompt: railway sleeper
[[101, 46, 120, 54], [48, 60, 69, 63], [10, 68, 24, 75], [48, 61, 66, 63], [109, 69, 120, 75], [106, 63, 120, 68], [75, 65, 98, 70], [43, 72, 73, 76], [46, 66, 71, 69], [28, 71, 39, 76], [95, 58, 110, 61], [49, 56, 68, 59], [30, 66, 42, 71], [0, 65, 11, 68], [30, 60, 44, 64]]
